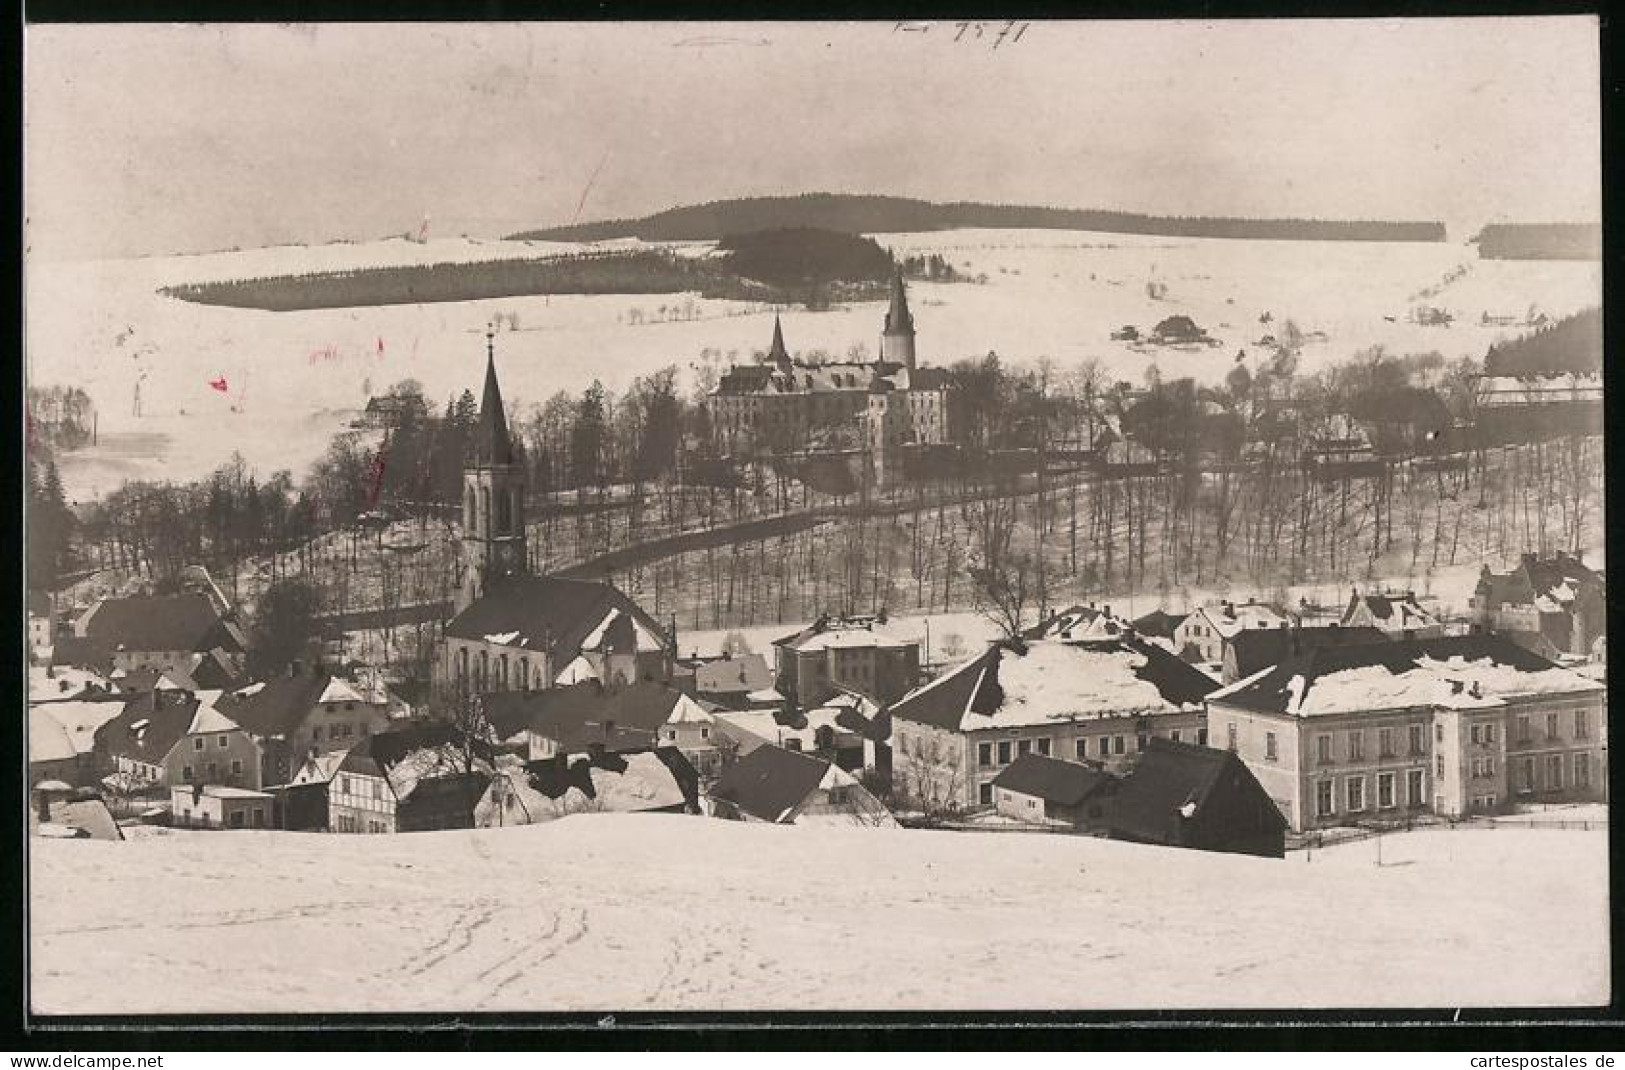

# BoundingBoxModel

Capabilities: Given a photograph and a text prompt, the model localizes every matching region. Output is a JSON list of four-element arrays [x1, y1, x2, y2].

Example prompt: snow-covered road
[[30, 815, 1608, 1013]]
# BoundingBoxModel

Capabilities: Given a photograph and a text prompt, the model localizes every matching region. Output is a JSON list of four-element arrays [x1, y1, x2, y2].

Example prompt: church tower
[[458, 329, 528, 612], [879, 270, 916, 370]]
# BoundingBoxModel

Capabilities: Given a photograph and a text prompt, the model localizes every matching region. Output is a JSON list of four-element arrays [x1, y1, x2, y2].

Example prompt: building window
[[217, 734, 229, 749], [1470, 725, 1481, 745], [1406, 768, 1425, 807], [183, 765, 194, 781], [1436, 723, 1444, 743], [231, 760, 242, 776], [700, 727, 710, 740], [1379, 728, 1395, 758], [1316, 734, 1333, 765], [1409, 724, 1425, 755], [1576, 753, 1591, 788], [1133, 734, 1147, 753], [1225, 723, 1237, 752], [1547, 753, 1563, 790], [1546, 712, 1559, 741], [1516, 715, 1531, 742], [194, 737, 205, 751], [1484, 723, 1497, 744], [1377, 772, 1396, 809], [998, 741, 1013, 764], [1075, 739, 1088, 760], [1097, 737, 1110, 758], [1576, 709, 1590, 739], [1315, 780, 1335, 818], [1113, 736, 1126, 755], [1036, 738, 1051, 757], [1436, 754, 1445, 780], [1265, 732, 1278, 761], [1197, 728, 1208, 746], [1521, 756, 1536, 791], [341, 776, 352, 794], [1017, 739, 1032, 757], [1346, 732, 1364, 762], [1170, 729, 1182, 743], [979, 782, 993, 805], [1346, 777, 1366, 812]]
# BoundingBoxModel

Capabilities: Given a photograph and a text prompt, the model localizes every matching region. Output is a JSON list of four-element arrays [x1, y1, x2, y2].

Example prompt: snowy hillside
[[30, 817, 1607, 1013], [28, 228, 1600, 500]]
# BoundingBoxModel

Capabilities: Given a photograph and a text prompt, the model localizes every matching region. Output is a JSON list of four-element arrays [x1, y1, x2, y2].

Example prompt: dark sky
[[25, 19, 1601, 260]]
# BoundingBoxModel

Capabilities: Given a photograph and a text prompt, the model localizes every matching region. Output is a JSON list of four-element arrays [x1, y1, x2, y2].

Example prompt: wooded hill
[[1474, 224, 1601, 261], [1484, 307, 1602, 377], [512, 192, 1448, 244], [161, 230, 910, 312]]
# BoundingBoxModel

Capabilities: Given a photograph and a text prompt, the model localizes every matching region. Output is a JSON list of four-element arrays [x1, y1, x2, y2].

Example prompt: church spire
[[767, 314, 791, 366], [473, 325, 516, 467]]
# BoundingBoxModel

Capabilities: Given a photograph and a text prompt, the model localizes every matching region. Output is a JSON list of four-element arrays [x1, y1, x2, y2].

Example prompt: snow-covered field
[[30, 816, 1608, 1013], [27, 228, 1601, 502]]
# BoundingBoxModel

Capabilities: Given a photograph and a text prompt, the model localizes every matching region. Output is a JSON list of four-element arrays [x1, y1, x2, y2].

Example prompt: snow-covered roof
[[665, 693, 715, 726], [31, 699, 125, 757], [29, 709, 79, 764], [185, 701, 241, 736], [1212, 635, 1602, 718], [316, 677, 368, 705], [554, 655, 599, 685], [714, 707, 852, 750], [1192, 602, 1290, 640], [746, 687, 785, 704]]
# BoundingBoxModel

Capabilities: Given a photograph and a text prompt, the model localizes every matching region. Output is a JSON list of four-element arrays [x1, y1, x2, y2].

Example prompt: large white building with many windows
[[1206, 634, 1606, 832]]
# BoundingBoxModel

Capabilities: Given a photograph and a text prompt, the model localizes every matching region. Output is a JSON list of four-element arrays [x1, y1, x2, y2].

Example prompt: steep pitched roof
[[991, 753, 1112, 807], [29, 709, 79, 765], [1226, 625, 1387, 679], [1131, 609, 1189, 640], [471, 341, 517, 467], [1110, 738, 1284, 842], [31, 698, 126, 757], [883, 270, 914, 335], [890, 638, 1217, 733], [482, 680, 688, 752], [444, 574, 669, 668], [766, 316, 790, 364], [95, 691, 202, 764], [709, 743, 830, 823], [1209, 634, 1599, 717], [49, 634, 113, 674], [214, 668, 364, 740], [79, 593, 241, 654]]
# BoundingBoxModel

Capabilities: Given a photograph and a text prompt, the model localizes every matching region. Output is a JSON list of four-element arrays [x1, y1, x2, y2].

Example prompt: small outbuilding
[[1107, 738, 1287, 858], [990, 753, 1116, 832]]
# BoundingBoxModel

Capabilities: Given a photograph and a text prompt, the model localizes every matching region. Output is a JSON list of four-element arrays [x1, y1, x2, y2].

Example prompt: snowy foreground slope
[[30, 816, 1607, 1013]]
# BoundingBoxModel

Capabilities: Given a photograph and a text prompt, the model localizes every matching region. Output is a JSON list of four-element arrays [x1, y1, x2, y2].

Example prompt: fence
[[1290, 814, 1605, 851]]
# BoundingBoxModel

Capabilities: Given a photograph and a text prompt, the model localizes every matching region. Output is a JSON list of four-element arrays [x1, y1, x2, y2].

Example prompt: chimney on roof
[[1104, 605, 1112, 618], [1469, 680, 1482, 698], [1450, 679, 1464, 695]]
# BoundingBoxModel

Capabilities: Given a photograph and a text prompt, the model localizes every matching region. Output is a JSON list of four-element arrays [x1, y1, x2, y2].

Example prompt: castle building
[[706, 272, 955, 486]]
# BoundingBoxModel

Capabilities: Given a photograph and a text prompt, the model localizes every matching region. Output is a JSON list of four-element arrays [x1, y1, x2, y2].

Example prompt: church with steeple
[[706, 269, 955, 484], [437, 331, 673, 700]]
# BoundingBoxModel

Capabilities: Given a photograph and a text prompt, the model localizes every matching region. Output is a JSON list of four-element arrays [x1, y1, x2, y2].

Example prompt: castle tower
[[458, 329, 528, 612], [879, 270, 916, 370]]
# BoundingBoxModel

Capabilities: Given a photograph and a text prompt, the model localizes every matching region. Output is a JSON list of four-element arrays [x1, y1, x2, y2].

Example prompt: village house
[[674, 651, 774, 710], [1171, 599, 1291, 665], [990, 753, 1117, 832], [30, 784, 124, 842], [771, 613, 920, 707], [712, 703, 868, 773], [170, 783, 274, 830], [28, 590, 54, 660], [1220, 624, 1386, 684], [483, 680, 715, 768], [213, 663, 397, 787], [1107, 738, 1287, 859], [68, 590, 247, 680], [93, 690, 211, 794], [1341, 589, 1445, 639], [888, 637, 1219, 813], [1022, 604, 1132, 643], [473, 748, 699, 828], [269, 742, 399, 833], [161, 698, 265, 791], [1207, 634, 1607, 832], [708, 742, 894, 826], [29, 697, 125, 788], [1470, 551, 1606, 659]]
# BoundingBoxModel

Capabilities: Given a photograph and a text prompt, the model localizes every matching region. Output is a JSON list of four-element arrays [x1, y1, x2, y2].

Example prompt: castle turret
[[880, 270, 916, 370], [458, 329, 529, 612]]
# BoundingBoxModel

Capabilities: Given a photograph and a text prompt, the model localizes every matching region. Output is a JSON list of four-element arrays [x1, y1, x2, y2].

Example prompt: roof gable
[[991, 754, 1112, 807], [444, 574, 669, 668], [81, 593, 237, 654], [709, 743, 830, 823], [1111, 738, 1285, 840]]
